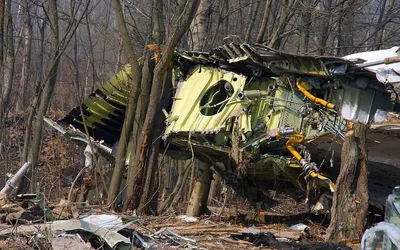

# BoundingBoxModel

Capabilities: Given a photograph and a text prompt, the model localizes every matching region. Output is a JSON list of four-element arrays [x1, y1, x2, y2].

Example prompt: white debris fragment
[[178, 215, 199, 222], [79, 214, 123, 230], [289, 223, 309, 232]]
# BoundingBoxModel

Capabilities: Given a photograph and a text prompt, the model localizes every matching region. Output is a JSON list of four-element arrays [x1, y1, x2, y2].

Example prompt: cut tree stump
[[186, 160, 212, 216]]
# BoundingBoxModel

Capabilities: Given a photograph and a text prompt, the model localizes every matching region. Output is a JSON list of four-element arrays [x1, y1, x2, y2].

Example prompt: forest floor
[[0, 186, 361, 249], [0, 202, 361, 249]]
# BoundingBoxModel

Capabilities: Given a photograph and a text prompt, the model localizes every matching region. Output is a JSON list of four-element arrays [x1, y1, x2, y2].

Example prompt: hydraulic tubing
[[286, 133, 304, 161], [286, 133, 336, 192], [296, 79, 335, 109], [309, 171, 336, 192]]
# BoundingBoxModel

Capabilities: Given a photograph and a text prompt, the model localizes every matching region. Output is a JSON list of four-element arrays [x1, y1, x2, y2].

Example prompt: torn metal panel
[[62, 65, 133, 146], [52, 233, 94, 250], [335, 87, 393, 124], [165, 66, 246, 136], [0, 219, 132, 249], [344, 46, 400, 84]]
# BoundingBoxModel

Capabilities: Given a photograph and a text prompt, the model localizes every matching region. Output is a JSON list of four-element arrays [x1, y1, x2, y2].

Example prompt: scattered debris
[[290, 223, 310, 232], [178, 215, 199, 223], [231, 232, 352, 249], [0, 219, 132, 249], [0, 162, 31, 205], [152, 228, 196, 248], [79, 214, 123, 230], [52, 233, 93, 250]]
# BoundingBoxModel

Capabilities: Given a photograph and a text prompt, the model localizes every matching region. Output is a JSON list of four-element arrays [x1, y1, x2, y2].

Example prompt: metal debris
[[151, 228, 196, 247], [231, 232, 352, 249], [0, 162, 31, 205], [0, 219, 132, 249]]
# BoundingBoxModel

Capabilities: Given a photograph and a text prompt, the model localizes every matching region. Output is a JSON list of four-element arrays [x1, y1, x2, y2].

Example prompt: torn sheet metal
[[0, 162, 31, 196], [79, 214, 123, 231], [61, 66, 133, 146], [344, 47, 400, 84], [335, 87, 393, 124], [371, 109, 400, 130], [52, 233, 94, 250], [0, 219, 132, 249]]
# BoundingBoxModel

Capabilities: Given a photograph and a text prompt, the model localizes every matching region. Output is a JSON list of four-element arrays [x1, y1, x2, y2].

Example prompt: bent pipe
[[286, 133, 336, 192], [296, 79, 335, 109]]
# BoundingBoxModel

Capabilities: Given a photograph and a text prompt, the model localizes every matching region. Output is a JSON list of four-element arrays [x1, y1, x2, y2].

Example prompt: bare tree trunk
[[0, 0, 14, 145], [315, 0, 332, 55], [107, 0, 142, 209], [299, 0, 313, 53], [123, 54, 154, 210], [0, 0, 4, 80], [15, 0, 32, 112], [326, 123, 369, 242], [22, 0, 89, 193], [21, 20, 44, 165], [244, 0, 260, 42], [267, 0, 298, 49], [29, 0, 60, 191], [256, 0, 272, 43], [169, 161, 192, 210], [208, 173, 221, 206], [337, 1, 354, 56], [84, 10, 97, 95], [186, 160, 212, 216], [124, 0, 200, 212], [158, 160, 192, 214], [114, 0, 126, 75], [190, 0, 210, 50]]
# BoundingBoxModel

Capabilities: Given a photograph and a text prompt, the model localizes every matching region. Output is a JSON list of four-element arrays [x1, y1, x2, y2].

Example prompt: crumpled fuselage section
[[48, 43, 400, 207]]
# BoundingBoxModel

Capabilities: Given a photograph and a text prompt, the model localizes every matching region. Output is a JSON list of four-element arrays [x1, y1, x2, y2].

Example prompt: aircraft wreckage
[[46, 43, 400, 208]]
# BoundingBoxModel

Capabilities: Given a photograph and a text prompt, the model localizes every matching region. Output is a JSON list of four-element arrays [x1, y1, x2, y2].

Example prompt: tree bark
[[326, 123, 369, 242], [267, 0, 298, 49], [190, 0, 210, 50], [137, 69, 170, 214], [107, 0, 142, 209], [0, 0, 14, 156], [158, 160, 192, 214], [208, 173, 221, 206], [21, 20, 44, 166], [256, 0, 272, 43], [124, 0, 200, 211], [299, 0, 313, 54], [28, 0, 60, 192], [22, 0, 89, 193], [186, 160, 212, 216], [0, 0, 4, 79], [0, 0, 14, 130], [244, 0, 260, 42], [337, 0, 354, 56], [315, 0, 332, 55], [15, 0, 32, 112]]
